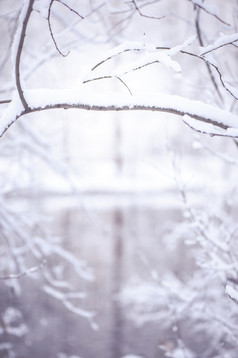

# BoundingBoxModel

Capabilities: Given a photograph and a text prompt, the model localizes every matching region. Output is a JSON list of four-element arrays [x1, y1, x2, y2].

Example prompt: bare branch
[[200, 38, 238, 56], [83, 76, 132, 95], [0, 100, 11, 105], [116, 76, 132, 95], [195, 7, 223, 102], [188, 0, 230, 26], [48, 0, 70, 57], [55, 0, 84, 19], [130, 0, 165, 20], [15, 0, 34, 110], [91, 42, 237, 101], [180, 50, 238, 101]]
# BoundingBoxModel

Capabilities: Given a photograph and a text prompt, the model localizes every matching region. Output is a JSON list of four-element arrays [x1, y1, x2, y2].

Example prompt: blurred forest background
[[1, 0, 238, 357]]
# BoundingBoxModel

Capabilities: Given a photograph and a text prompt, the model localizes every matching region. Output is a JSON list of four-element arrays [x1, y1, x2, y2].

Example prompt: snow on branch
[[183, 115, 238, 138], [1, 89, 238, 138], [91, 36, 196, 71], [88, 38, 237, 101], [44, 0, 84, 57], [199, 33, 238, 56]]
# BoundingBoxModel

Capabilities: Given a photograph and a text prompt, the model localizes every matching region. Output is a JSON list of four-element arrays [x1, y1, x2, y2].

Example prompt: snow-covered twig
[[183, 116, 238, 138], [89, 38, 237, 100], [199, 33, 238, 56], [130, 0, 165, 20], [0, 100, 11, 105]]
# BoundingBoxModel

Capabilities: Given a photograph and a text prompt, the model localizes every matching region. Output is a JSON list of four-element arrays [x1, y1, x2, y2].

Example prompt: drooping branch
[[14, 0, 34, 110]]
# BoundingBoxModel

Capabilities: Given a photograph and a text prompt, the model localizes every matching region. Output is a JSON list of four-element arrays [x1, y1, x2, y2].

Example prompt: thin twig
[[55, 0, 84, 19], [195, 7, 223, 102], [91, 48, 137, 71], [0, 100, 11, 104], [201, 39, 238, 56], [131, 0, 165, 20], [188, 0, 230, 26], [83, 75, 132, 95], [91, 42, 237, 101], [180, 50, 238, 101], [48, 0, 70, 57], [1, 92, 237, 139]]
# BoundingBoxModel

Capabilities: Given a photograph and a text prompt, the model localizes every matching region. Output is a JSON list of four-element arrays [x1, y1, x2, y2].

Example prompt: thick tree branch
[[15, 0, 34, 110], [1, 91, 238, 139]]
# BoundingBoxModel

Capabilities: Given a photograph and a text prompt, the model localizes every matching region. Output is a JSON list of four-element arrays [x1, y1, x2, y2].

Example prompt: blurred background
[[1, 1, 238, 357]]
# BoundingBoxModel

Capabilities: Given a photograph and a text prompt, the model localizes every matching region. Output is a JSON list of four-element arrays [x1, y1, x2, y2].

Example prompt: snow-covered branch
[[1, 89, 238, 138], [188, 0, 230, 26], [199, 33, 238, 56]]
